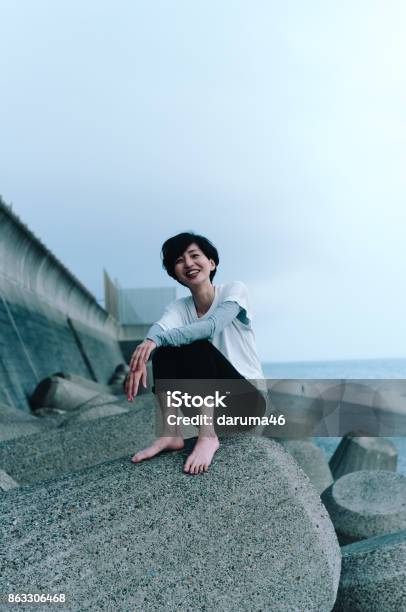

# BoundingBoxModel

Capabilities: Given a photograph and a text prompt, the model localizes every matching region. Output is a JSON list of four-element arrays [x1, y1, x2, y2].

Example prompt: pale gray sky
[[1, 1, 405, 362]]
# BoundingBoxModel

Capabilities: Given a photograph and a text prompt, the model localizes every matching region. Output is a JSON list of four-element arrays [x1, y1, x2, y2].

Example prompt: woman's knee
[[182, 339, 215, 355], [153, 341, 214, 362], [151, 345, 177, 365]]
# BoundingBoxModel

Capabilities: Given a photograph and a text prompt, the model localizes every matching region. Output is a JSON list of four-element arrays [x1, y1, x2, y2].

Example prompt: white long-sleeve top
[[144, 281, 265, 384]]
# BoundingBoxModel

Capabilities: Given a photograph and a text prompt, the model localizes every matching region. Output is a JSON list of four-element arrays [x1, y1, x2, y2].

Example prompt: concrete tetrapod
[[55, 370, 133, 398], [0, 394, 156, 486], [0, 436, 341, 612], [277, 439, 333, 494], [321, 470, 406, 544], [333, 530, 406, 611], [53, 372, 114, 394], [329, 435, 397, 480], [30, 375, 120, 412]]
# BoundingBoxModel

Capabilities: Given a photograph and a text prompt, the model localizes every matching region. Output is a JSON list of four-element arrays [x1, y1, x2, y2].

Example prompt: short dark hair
[[161, 232, 219, 283]]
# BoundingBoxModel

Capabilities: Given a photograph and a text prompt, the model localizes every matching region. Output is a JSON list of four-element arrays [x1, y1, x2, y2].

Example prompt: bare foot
[[131, 436, 184, 463], [183, 436, 220, 475]]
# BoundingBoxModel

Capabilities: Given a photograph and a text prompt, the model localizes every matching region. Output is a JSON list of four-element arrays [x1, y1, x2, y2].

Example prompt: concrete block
[[0, 469, 19, 491], [0, 436, 341, 612], [321, 470, 406, 544], [334, 530, 406, 611], [54, 372, 112, 394], [329, 435, 397, 479], [30, 376, 119, 412], [54, 369, 139, 399], [265, 380, 343, 438], [372, 381, 406, 436], [0, 394, 156, 486], [0, 286, 93, 411], [278, 438, 334, 494]]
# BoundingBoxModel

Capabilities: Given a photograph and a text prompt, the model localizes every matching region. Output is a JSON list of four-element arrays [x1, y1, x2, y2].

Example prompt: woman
[[125, 232, 266, 475]]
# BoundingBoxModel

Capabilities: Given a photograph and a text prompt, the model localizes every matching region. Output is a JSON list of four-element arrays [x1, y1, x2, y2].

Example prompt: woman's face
[[174, 243, 216, 288]]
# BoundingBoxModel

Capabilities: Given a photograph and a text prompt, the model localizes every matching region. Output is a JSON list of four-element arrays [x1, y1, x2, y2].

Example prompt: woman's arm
[[145, 300, 241, 347]]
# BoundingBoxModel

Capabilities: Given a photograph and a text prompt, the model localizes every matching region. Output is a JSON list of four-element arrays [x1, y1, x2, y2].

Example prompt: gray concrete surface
[[30, 375, 120, 412], [0, 394, 156, 486], [61, 401, 129, 424], [0, 402, 53, 442], [69, 318, 124, 385], [372, 381, 406, 436], [53, 372, 114, 394], [329, 435, 397, 479], [321, 470, 406, 544], [108, 363, 129, 384], [52, 369, 147, 398], [0, 436, 341, 612], [265, 380, 343, 438], [0, 200, 123, 411], [334, 530, 406, 611], [278, 438, 334, 494]]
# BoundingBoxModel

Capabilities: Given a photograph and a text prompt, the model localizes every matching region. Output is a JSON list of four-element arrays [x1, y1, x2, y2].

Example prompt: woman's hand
[[125, 339, 157, 401], [125, 362, 147, 401]]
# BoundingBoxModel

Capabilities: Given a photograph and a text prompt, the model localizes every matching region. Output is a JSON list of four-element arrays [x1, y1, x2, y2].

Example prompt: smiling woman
[[125, 232, 266, 475]]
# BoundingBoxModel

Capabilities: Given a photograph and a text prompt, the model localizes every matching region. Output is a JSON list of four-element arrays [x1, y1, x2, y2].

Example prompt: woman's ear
[[210, 259, 216, 271]]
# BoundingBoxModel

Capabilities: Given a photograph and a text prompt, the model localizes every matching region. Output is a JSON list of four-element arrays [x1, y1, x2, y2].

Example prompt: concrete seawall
[[0, 199, 123, 411]]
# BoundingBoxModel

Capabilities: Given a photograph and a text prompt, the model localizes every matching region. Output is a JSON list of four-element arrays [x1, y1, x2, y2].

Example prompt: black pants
[[152, 340, 266, 433]]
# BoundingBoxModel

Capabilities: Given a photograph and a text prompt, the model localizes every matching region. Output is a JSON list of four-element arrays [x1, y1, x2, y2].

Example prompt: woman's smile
[[186, 269, 200, 278]]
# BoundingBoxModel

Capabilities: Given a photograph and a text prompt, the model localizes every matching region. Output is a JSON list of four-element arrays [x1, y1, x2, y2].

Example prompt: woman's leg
[[153, 340, 265, 474], [130, 346, 185, 463], [132, 340, 265, 473], [171, 339, 266, 434]]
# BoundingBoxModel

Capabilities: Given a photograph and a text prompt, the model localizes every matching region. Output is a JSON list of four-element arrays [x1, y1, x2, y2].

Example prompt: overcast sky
[[1, 1, 405, 362]]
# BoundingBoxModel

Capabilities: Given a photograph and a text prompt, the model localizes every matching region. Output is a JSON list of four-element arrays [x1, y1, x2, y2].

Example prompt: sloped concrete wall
[[0, 199, 123, 412]]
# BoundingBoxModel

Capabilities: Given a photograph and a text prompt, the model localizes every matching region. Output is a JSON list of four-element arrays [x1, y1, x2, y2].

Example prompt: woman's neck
[[191, 281, 215, 316]]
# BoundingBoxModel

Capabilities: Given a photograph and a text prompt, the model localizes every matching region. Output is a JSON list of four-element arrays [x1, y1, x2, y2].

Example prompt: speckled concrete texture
[[0, 402, 50, 442], [61, 401, 129, 424], [0, 436, 341, 612], [0, 469, 19, 491], [321, 470, 406, 544], [0, 394, 156, 486], [329, 436, 397, 480], [333, 530, 406, 611], [278, 438, 333, 494]]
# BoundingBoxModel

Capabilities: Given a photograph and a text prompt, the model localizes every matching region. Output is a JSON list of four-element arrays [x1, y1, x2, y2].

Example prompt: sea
[[261, 357, 406, 475], [262, 357, 406, 379]]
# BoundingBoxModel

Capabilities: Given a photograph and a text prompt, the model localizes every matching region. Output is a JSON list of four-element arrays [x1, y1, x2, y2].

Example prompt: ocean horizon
[[262, 357, 406, 379]]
